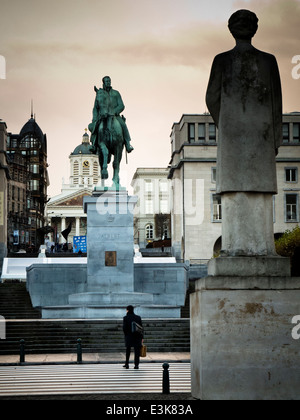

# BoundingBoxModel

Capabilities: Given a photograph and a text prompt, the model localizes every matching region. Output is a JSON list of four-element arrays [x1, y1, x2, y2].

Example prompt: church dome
[[72, 143, 93, 155], [71, 129, 94, 155]]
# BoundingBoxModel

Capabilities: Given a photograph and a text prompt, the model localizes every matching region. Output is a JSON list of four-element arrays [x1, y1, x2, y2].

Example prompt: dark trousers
[[126, 345, 140, 367]]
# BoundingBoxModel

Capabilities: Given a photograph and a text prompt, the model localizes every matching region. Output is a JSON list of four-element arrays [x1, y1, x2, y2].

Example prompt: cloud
[[6, 0, 299, 72], [1, 0, 299, 197]]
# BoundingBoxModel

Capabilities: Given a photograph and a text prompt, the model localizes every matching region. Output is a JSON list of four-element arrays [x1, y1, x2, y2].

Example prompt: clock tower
[[69, 129, 100, 188]]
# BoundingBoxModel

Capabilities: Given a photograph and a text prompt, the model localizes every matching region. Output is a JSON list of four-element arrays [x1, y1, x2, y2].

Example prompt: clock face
[[83, 160, 90, 168]]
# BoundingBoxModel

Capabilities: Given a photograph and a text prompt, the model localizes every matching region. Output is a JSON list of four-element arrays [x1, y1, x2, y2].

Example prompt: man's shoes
[[134, 366, 139, 369], [123, 364, 129, 369]]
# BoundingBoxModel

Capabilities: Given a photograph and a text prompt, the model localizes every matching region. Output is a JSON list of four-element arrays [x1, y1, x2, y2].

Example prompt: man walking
[[123, 305, 143, 369]]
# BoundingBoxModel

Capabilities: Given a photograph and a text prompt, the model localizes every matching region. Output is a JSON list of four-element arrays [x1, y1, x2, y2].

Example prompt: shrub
[[275, 226, 300, 257]]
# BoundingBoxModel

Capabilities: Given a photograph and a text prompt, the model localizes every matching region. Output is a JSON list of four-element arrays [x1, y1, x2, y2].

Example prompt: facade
[[46, 130, 101, 249], [168, 112, 300, 262], [131, 168, 171, 248], [6, 115, 49, 253], [0, 121, 9, 268]]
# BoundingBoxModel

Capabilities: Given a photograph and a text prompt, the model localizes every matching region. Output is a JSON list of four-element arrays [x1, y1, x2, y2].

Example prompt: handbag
[[140, 344, 147, 357], [132, 321, 144, 336]]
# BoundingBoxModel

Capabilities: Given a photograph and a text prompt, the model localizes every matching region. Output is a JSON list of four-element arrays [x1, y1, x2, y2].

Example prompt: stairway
[[0, 283, 41, 319], [0, 319, 190, 355], [180, 281, 195, 318], [0, 283, 190, 355]]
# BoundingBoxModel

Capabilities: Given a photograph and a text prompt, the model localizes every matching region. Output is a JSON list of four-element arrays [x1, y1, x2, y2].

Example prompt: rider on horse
[[88, 76, 134, 154]]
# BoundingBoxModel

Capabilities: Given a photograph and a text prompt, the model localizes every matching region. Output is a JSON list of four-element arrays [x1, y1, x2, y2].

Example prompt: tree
[[154, 213, 171, 239]]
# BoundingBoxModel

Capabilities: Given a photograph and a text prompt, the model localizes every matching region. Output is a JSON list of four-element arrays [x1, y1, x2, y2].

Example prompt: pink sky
[[0, 0, 299, 198]]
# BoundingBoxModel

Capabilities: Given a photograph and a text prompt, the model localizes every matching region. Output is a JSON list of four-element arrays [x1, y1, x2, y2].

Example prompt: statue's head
[[228, 9, 258, 41], [102, 76, 111, 89]]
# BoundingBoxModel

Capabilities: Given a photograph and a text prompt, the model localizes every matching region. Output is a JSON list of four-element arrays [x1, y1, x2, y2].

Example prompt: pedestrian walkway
[[0, 362, 191, 397], [0, 352, 190, 365]]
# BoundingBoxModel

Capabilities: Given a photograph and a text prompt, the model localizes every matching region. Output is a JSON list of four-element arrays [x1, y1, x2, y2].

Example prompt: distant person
[[123, 305, 143, 369]]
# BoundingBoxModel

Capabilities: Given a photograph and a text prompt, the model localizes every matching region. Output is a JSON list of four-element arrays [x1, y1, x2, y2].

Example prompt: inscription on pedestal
[[105, 251, 117, 266]]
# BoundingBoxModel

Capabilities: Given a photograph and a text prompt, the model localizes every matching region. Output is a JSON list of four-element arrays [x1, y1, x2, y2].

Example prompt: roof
[[19, 117, 47, 152], [71, 143, 94, 155]]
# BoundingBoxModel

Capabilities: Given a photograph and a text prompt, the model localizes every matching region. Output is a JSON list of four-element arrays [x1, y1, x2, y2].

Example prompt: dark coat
[[123, 313, 143, 347]]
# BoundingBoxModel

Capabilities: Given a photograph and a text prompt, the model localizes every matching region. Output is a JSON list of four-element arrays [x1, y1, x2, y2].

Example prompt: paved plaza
[[0, 352, 191, 398]]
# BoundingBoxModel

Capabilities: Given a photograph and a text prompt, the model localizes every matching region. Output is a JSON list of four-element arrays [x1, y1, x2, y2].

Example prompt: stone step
[[0, 319, 190, 355], [68, 292, 154, 305], [0, 283, 41, 319]]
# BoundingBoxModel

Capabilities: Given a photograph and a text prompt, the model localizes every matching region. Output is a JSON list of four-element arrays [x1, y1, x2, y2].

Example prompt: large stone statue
[[88, 76, 133, 188], [191, 10, 294, 402], [206, 9, 282, 257]]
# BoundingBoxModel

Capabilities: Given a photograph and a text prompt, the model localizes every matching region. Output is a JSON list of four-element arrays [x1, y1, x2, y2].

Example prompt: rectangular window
[[188, 123, 195, 143], [286, 194, 298, 222], [283, 123, 290, 143], [285, 168, 298, 183], [198, 123, 205, 141], [145, 180, 153, 192], [293, 123, 300, 143], [211, 167, 217, 183], [145, 199, 153, 215], [30, 164, 39, 174], [160, 199, 168, 213], [212, 194, 222, 221], [209, 123, 216, 141], [159, 181, 168, 192]]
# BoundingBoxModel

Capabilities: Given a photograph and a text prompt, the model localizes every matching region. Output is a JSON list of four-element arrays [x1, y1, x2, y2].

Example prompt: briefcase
[[140, 344, 147, 357]]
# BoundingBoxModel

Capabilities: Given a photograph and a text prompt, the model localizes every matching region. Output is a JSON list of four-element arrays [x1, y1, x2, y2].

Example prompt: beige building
[[46, 130, 101, 248], [168, 112, 300, 262], [131, 168, 171, 248]]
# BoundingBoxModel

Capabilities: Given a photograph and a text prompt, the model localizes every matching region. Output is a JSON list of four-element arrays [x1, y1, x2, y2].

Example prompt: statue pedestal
[[208, 256, 291, 277], [190, 260, 300, 400], [63, 190, 153, 316], [83, 190, 137, 293]]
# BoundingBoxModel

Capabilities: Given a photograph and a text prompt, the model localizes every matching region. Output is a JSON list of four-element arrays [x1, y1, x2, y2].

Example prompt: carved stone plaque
[[105, 251, 117, 267]]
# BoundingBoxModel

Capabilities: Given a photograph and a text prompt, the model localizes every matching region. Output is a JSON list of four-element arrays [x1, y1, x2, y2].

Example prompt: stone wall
[[26, 264, 87, 307], [191, 276, 300, 400], [26, 262, 188, 309]]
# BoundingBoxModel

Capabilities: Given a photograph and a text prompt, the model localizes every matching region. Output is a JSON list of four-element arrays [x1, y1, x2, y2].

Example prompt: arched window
[[146, 224, 154, 239]]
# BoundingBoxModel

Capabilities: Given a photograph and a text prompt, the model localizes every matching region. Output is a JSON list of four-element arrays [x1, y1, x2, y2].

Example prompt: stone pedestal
[[208, 256, 291, 277], [190, 270, 300, 400], [74, 190, 153, 309], [83, 191, 137, 293]]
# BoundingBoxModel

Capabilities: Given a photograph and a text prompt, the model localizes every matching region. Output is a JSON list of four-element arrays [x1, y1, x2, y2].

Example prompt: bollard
[[20, 339, 25, 364], [162, 363, 170, 394], [77, 338, 82, 363]]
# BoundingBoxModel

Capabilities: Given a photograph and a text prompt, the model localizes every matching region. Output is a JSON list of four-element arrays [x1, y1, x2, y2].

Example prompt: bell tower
[[69, 129, 100, 188]]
